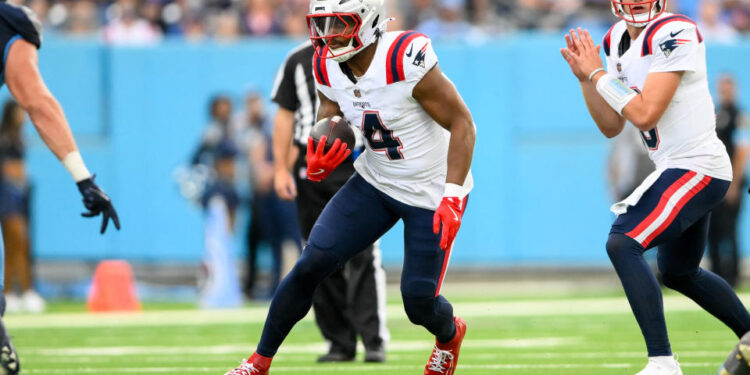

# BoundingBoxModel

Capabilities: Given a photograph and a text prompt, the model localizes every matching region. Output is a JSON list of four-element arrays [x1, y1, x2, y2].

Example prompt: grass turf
[[4, 284, 743, 375]]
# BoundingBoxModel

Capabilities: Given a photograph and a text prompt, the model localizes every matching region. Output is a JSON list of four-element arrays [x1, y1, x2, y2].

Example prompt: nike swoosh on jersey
[[670, 29, 685, 37], [309, 168, 325, 175], [405, 44, 414, 58]]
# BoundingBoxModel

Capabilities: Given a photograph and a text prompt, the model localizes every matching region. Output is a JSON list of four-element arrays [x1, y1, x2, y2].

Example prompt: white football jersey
[[314, 31, 473, 210], [603, 12, 732, 181]]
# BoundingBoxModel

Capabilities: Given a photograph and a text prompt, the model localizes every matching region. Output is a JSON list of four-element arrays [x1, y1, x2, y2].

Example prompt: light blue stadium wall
[[6, 34, 750, 266]]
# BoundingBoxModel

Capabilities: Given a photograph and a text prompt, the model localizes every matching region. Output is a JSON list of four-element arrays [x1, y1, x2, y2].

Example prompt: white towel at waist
[[610, 168, 665, 216]]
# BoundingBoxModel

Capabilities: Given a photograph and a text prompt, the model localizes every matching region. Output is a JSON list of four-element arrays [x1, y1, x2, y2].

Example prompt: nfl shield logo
[[617, 63, 622, 73], [354, 89, 361, 98]]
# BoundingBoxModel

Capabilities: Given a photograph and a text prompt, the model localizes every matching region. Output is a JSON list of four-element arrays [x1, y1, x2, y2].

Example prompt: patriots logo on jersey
[[412, 42, 429, 68], [659, 38, 691, 58]]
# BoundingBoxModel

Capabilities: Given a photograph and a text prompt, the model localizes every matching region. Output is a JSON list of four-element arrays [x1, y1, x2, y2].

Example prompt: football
[[310, 115, 355, 153]]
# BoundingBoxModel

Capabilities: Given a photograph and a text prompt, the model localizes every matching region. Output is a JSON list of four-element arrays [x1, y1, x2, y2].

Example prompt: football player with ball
[[224, 0, 475, 374]]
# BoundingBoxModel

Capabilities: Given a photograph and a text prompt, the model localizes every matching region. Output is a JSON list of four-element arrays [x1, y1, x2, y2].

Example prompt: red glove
[[433, 192, 468, 251], [306, 135, 351, 182]]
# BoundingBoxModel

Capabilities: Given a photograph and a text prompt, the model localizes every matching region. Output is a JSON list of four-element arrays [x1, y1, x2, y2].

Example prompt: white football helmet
[[307, 0, 388, 62], [610, 0, 666, 27]]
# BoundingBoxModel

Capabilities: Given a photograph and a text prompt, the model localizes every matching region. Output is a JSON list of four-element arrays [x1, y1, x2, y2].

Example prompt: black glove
[[77, 176, 120, 234]]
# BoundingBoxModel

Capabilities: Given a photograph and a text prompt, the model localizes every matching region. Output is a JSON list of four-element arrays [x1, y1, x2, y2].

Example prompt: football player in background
[[0, 2, 120, 374], [224, 0, 475, 374], [561, 0, 750, 374]]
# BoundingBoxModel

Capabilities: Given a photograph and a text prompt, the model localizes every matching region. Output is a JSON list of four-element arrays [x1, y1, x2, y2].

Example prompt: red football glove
[[433, 194, 468, 251], [306, 135, 351, 182]]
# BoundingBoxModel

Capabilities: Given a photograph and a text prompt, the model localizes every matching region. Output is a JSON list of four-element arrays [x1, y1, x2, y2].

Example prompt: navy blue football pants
[[257, 174, 456, 357], [607, 169, 750, 356]]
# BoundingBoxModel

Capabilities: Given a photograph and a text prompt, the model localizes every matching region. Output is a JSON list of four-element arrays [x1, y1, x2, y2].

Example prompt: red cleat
[[224, 352, 272, 375], [424, 316, 467, 375]]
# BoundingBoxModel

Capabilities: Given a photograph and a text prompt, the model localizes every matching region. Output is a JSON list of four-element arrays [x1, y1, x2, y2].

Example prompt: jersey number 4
[[362, 111, 404, 160], [640, 128, 660, 150]]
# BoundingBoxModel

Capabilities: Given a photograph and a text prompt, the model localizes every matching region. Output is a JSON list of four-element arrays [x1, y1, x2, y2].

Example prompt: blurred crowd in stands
[[6, 0, 750, 44]]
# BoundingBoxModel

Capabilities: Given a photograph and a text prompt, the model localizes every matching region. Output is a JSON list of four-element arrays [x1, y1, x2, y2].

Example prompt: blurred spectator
[[211, 10, 241, 41], [697, 0, 739, 43], [13, 0, 750, 39], [104, 0, 162, 45], [278, 0, 311, 37], [236, 92, 301, 298], [241, 0, 283, 36], [416, 0, 477, 40], [193, 95, 240, 218], [142, 0, 168, 35], [67, 1, 100, 36], [0, 101, 45, 314], [192, 95, 237, 166], [708, 74, 749, 287], [725, 0, 750, 32], [198, 139, 243, 309], [401, 0, 438, 30], [201, 139, 241, 228]]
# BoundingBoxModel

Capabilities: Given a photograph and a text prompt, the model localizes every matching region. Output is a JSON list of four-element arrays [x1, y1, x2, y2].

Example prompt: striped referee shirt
[[270, 41, 318, 147]]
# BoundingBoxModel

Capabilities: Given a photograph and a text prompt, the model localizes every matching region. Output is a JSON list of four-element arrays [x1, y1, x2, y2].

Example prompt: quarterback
[[562, 0, 750, 374], [224, 0, 475, 374]]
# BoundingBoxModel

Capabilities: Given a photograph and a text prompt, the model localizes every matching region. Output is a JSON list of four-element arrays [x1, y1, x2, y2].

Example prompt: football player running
[[224, 0, 474, 374], [0, 2, 120, 374], [561, 0, 750, 374]]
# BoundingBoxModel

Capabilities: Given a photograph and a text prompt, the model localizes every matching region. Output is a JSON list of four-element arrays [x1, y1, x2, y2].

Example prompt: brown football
[[310, 115, 355, 153]]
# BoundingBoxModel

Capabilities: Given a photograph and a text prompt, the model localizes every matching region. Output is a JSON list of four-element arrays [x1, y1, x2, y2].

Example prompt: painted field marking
[[19, 362, 721, 374], [9, 294, 750, 329], [25, 337, 578, 356]]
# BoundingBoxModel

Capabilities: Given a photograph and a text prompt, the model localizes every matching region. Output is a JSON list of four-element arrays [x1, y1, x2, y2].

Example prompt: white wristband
[[595, 73, 637, 115], [62, 151, 92, 182], [588, 68, 605, 81], [444, 183, 469, 200]]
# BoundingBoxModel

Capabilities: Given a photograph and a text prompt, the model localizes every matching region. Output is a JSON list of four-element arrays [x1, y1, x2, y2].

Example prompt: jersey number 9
[[640, 128, 660, 150]]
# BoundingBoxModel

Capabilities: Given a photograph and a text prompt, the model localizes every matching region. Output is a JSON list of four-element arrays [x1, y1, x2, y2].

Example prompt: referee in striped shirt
[[270, 42, 388, 363]]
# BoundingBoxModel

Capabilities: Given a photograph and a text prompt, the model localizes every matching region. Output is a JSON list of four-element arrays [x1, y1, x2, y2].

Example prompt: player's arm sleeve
[[405, 35, 439, 87], [270, 52, 300, 112], [648, 23, 701, 73]]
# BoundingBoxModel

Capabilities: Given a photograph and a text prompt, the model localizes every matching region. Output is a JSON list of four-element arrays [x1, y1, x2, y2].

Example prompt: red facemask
[[611, 0, 665, 25], [307, 13, 364, 59]]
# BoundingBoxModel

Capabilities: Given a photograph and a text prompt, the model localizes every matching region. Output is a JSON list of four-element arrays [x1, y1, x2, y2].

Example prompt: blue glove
[[77, 176, 120, 234]]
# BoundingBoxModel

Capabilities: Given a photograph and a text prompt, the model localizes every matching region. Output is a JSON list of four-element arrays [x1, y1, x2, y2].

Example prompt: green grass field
[[4, 282, 744, 374]]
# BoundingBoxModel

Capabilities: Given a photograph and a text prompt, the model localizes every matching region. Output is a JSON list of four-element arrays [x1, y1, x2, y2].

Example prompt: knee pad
[[606, 233, 642, 261]]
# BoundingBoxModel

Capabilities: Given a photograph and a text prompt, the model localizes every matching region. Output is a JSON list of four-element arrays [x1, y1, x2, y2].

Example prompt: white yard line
[[26, 337, 577, 356], [20, 362, 719, 374], [8, 294, 750, 329]]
